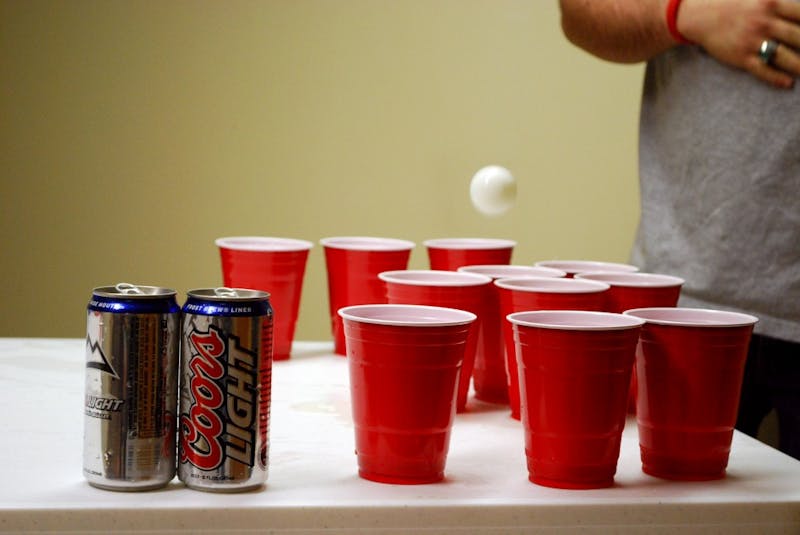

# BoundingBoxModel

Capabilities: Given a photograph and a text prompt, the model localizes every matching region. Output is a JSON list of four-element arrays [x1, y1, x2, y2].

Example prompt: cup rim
[[320, 236, 415, 251], [423, 238, 517, 250], [534, 260, 639, 274], [338, 304, 477, 326], [494, 276, 610, 294], [575, 271, 685, 288], [457, 264, 567, 279], [623, 307, 759, 327], [507, 310, 646, 331], [379, 269, 492, 287], [215, 236, 314, 252]]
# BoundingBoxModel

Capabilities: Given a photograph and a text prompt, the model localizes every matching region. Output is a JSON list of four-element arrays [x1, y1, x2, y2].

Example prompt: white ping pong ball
[[470, 165, 517, 216]]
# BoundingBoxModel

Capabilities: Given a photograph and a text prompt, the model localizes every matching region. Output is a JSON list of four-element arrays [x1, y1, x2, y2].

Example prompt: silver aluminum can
[[83, 283, 180, 491], [178, 288, 273, 492]]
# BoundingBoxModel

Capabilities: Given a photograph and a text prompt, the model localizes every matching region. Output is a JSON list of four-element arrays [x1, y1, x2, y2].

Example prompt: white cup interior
[[458, 264, 566, 279], [494, 276, 610, 294], [623, 307, 759, 327], [576, 272, 685, 288], [320, 236, 415, 251], [215, 236, 313, 252], [338, 304, 477, 326], [534, 260, 639, 275], [508, 310, 646, 331]]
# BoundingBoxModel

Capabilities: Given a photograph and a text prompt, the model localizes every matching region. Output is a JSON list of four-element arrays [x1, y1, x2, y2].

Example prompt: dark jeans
[[736, 333, 800, 460]]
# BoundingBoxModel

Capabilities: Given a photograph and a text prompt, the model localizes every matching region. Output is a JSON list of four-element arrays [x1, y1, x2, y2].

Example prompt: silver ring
[[759, 39, 779, 65]]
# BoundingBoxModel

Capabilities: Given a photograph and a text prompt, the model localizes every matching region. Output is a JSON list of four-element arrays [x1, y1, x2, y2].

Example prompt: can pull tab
[[214, 287, 239, 298], [115, 283, 144, 295]]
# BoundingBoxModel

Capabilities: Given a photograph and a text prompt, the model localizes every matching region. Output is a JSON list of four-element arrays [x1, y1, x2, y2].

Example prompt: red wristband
[[666, 0, 693, 45]]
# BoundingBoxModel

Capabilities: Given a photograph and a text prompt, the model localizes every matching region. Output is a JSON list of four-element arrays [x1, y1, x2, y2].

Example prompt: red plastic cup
[[378, 270, 492, 412], [576, 272, 685, 313], [495, 277, 610, 420], [456, 265, 567, 404], [534, 260, 639, 278], [424, 238, 515, 270], [576, 272, 685, 413], [216, 236, 313, 360], [321, 237, 415, 356], [339, 304, 477, 484], [623, 307, 758, 481], [508, 310, 644, 489]]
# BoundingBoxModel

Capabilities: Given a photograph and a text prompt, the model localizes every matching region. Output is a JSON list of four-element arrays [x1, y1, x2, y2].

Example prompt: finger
[[775, 0, 800, 23], [769, 18, 800, 50], [772, 42, 800, 77], [746, 54, 795, 89]]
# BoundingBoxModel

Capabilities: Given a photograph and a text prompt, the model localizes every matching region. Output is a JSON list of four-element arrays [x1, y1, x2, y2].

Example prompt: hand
[[679, 0, 800, 89]]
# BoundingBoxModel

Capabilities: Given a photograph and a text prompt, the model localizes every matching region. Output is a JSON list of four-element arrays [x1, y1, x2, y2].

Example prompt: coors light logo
[[180, 325, 258, 471]]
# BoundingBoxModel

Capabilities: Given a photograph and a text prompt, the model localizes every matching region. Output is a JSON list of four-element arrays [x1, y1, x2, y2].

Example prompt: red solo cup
[[378, 270, 492, 412], [509, 311, 644, 489], [321, 237, 415, 356], [339, 304, 477, 484], [623, 307, 758, 481], [576, 272, 685, 313], [495, 277, 610, 420], [576, 272, 685, 414], [534, 260, 639, 278], [424, 238, 515, 270], [456, 265, 567, 404], [216, 236, 313, 360]]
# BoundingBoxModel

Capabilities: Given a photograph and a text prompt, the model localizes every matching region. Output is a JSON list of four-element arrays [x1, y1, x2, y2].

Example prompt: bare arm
[[558, 0, 674, 63], [559, 0, 800, 89]]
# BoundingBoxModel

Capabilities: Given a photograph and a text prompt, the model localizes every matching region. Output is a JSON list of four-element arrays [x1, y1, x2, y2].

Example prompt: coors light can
[[179, 287, 273, 492], [83, 283, 180, 491]]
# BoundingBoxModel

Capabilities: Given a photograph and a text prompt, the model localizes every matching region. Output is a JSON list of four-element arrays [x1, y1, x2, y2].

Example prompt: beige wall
[[0, 1, 644, 341]]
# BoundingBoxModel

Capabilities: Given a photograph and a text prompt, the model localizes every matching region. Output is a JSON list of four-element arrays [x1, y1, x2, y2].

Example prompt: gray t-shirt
[[631, 46, 800, 342]]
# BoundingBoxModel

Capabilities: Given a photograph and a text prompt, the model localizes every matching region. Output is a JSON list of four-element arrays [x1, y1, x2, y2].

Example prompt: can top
[[89, 283, 179, 314], [92, 283, 177, 299], [187, 287, 270, 301], [183, 288, 271, 317]]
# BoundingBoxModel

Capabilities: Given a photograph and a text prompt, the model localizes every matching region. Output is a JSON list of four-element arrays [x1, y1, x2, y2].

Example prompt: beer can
[[178, 287, 273, 492], [83, 283, 180, 491]]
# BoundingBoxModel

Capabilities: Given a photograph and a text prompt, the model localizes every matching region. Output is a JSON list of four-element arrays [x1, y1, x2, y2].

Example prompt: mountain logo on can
[[85, 334, 119, 378]]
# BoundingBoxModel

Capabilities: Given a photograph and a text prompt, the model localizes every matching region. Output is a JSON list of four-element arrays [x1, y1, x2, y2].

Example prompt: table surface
[[2, 338, 800, 534]]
